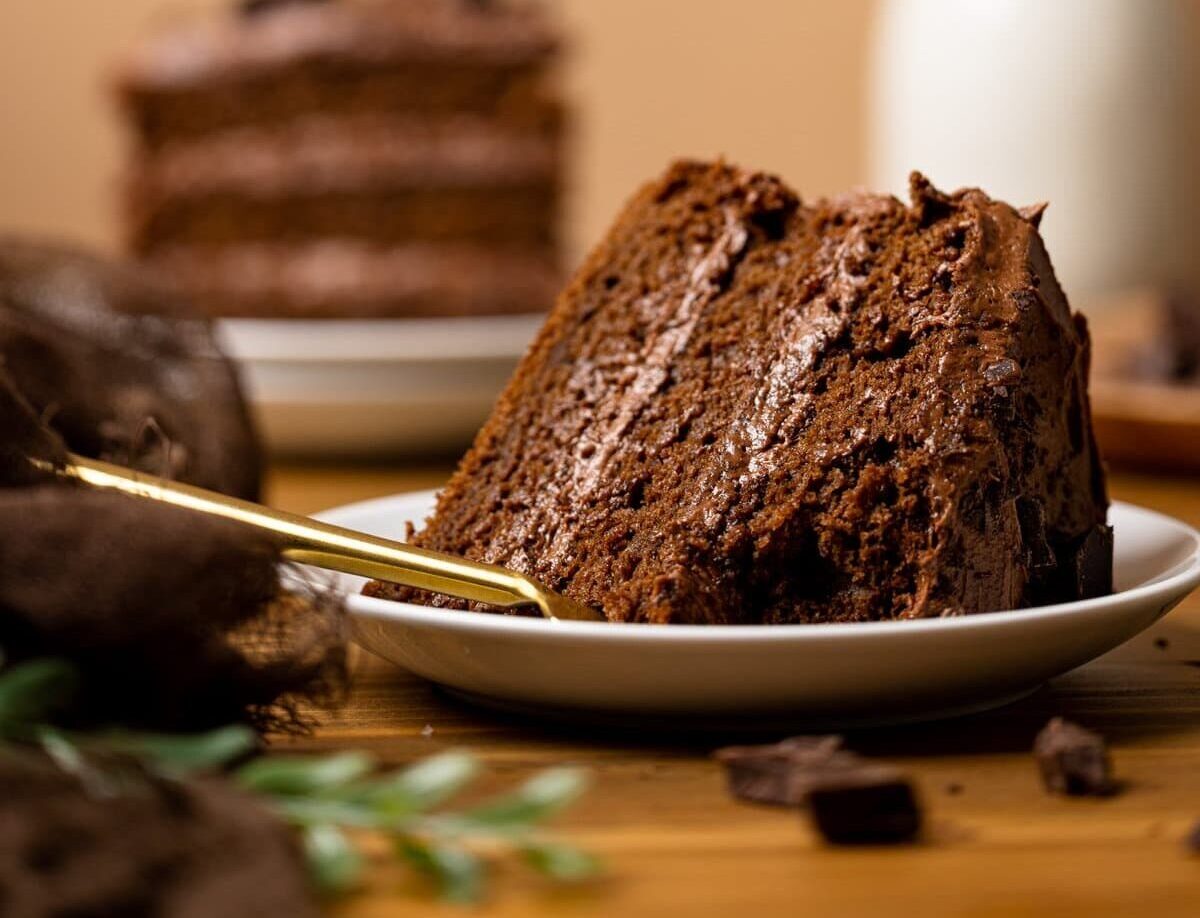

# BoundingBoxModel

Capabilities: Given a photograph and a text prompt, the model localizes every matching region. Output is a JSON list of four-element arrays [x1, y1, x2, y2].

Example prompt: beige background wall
[[0, 1, 871, 262]]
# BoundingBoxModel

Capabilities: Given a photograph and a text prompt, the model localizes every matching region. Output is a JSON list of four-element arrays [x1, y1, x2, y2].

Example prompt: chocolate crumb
[[714, 736, 845, 806], [1033, 717, 1117, 796]]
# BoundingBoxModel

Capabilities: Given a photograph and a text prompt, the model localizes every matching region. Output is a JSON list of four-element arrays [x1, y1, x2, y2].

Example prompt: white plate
[[218, 316, 542, 456], [318, 490, 1200, 728]]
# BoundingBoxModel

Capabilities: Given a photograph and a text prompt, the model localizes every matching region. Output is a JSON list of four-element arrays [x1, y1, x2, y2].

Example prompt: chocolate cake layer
[[129, 184, 557, 253], [366, 160, 1109, 624], [117, 0, 559, 148], [129, 115, 559, 200], [122, 63, 556, 150], [0, 237, 261, 498], [145, 241, 559, 318], [125, 114, 561, 255]]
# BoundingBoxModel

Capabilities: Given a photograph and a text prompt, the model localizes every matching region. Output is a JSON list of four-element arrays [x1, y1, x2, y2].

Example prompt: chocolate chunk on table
[[806, 764, 923, 845], [715, 737, 922, 844], [714, 736, 845, 806], [1033, 717, 1117, 796]]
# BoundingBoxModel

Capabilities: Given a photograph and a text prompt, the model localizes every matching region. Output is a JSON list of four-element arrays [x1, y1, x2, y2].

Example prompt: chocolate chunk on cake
[[114, 0, 563, 318], [366, 160, 1110, 623], [0, 237, 261, 498]]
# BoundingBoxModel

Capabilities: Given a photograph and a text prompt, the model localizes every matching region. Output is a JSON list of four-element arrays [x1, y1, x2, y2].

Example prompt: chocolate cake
[[366, 160, 1110, 624], [115, 0, 563, 318], [0, 237, 261, 498]]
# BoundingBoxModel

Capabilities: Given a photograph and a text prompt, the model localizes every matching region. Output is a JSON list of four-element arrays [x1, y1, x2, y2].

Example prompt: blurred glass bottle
[[869, 0, 1196, 304]]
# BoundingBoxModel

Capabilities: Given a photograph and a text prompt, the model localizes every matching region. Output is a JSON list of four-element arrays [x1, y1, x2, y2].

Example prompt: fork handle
[[49, 453, 545, 611]]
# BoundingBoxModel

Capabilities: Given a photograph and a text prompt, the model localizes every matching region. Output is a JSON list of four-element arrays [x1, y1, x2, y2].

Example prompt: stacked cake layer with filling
[[365, 159, 1111, 624], [115, 0, 562, 318]]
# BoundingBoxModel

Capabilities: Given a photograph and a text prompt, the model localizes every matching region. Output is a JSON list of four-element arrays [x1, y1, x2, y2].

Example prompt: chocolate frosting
[[0, 237, 261, 498]]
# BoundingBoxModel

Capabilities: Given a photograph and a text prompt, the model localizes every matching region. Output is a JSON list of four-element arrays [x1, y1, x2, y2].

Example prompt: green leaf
[[302, 824, 365, 896], [460, 767, 588, 829], [94, 725, 258, 774], [0, 659, 76, 732], [272, 796, 384, 830], [521, 840, 602, 882], [397, 837, 484, 904], [36, 727, 88, 777], [388, 752, 479, 810], [237, 751, 374, 796]]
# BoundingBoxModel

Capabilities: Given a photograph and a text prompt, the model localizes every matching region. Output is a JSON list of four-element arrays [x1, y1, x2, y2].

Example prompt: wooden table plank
[[266, 465, 1200, 917]]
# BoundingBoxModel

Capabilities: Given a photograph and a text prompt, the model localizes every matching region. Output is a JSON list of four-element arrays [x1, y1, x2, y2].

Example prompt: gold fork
[[35, 453, 604, 623]]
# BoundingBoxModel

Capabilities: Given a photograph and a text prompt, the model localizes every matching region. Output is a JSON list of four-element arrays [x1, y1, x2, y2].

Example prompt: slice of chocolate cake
[[366, 160, 1110, 624]]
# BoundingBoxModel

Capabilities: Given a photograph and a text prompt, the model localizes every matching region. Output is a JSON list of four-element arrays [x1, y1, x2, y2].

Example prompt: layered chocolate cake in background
[[367, 160, 1111, 624], [114, 0, 564, 319], [0, 236, 261, 498]]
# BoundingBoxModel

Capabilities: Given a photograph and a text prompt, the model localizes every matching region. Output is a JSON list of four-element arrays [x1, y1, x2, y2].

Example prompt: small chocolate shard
[[1018, 202, 1048, 229], [1071, 525, 1114, 601], [1016, 496, 1056, 580], [806, 765, 922, 845], [982, 357, 1021, 389], [1033, 717, 1117, 796], [714, 735, 845, 806]]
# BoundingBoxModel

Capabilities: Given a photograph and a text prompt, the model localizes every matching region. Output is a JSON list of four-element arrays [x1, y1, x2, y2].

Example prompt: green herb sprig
[[0, 658, 600, 903]]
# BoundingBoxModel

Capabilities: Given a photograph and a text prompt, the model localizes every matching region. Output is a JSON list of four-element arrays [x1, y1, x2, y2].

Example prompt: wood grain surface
[[267, 463, 1200, 917]]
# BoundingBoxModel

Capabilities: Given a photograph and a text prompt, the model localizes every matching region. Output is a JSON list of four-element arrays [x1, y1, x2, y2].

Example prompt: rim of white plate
[[217, 315, 543, 365]]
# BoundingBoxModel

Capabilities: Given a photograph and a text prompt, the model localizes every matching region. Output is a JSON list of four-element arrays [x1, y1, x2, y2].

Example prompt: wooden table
[[267, 464, 1200, 917]]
